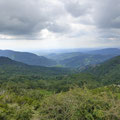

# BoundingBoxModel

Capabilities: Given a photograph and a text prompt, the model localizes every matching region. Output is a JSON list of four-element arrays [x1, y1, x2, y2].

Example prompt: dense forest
[[0, 53, 120, 120]]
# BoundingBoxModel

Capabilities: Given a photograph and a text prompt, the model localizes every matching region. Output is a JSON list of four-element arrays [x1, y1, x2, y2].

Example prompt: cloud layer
[[0, 0, 120, 49]]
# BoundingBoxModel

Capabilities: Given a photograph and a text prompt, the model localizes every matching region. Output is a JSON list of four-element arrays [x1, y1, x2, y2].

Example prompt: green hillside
[[0, 56, 120, 119], [60, 54, 113, 68], [0, 57, 70, 76], [84, 56, 120, 85]]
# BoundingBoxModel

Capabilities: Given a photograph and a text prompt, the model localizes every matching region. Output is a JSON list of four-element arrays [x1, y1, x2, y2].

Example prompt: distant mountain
[[86, 48, 120, 55], [45, 48, 120, 68], [0, 50, 56, 67], [46, 52, 84, 61], [84, 56, 120, 85], [1, 48, 119, 69], [35, 48, 96, 56], [0, 57, 70, 76]]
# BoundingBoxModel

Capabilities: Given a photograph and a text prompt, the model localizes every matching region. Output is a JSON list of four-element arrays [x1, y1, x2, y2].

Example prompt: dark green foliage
[[0, 57, 70, 76], [85, 56, 120, 85], [0, 55, 120, 119]]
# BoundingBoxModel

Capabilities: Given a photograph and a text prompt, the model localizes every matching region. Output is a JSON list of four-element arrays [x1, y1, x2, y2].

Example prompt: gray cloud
[[0, 0, 44, 35], [0, 0, 67, 38], [93, 0, 120, 29], [0, 0, 120, 49], [63, 0, 91, 17], [89, 0, 120, 44]]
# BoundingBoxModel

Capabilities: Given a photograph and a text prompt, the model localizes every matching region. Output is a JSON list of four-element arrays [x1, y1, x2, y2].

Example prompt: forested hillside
[[59, 54, 113, 68], [46, 48, 120, 68], [0, 57, 70, 76], [84, 56, 120, 85], [0, 48, 119, 68], [0, 56, 120, 119], [0, 50, 56, 67]]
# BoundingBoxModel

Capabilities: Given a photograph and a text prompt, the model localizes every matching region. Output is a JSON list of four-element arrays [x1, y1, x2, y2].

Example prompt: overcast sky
[[0, 0, 120, 50]]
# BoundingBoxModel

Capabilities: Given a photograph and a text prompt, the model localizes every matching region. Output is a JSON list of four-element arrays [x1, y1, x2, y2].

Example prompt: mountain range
[[0, 50, 56, 67], [0, 48, 120, 69], [0, 57, 69, 76], [0, 50, 120, 88], [86, 48, 120, 55], [46, 48, 120, 68]]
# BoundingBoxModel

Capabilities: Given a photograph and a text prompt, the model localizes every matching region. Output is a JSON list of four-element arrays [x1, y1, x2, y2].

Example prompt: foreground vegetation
[[0, 84, 120, 120]]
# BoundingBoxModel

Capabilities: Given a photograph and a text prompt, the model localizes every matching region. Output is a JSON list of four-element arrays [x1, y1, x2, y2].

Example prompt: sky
[[0, 0, 120, 51]]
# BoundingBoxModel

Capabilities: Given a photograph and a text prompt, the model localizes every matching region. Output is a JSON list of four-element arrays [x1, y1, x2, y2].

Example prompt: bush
[[39, 86, 120, 120]]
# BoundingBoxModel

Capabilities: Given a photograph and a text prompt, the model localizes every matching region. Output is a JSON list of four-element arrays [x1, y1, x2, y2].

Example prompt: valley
[[0, 48, 120, 119]]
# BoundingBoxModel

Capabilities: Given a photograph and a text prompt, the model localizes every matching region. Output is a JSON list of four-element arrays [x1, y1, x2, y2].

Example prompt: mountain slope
[[0, 50, 56, 67], [46, 49, 119, 68], [84, 56, 120, 85], [0, 57, 69, 76], [59, 54, 114, 68]]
